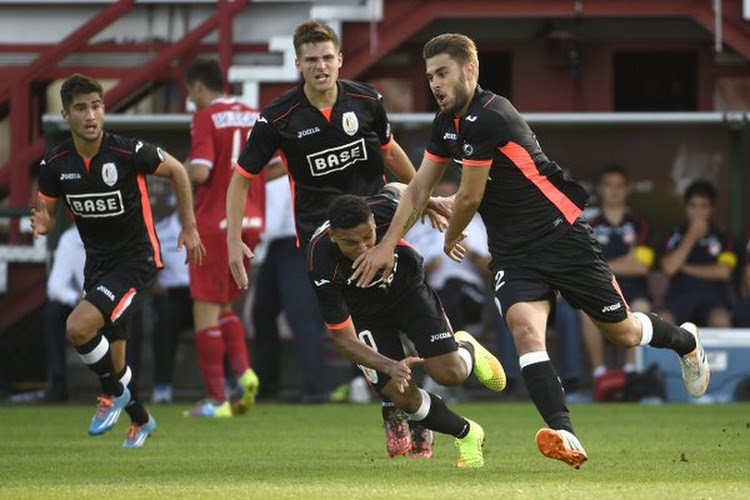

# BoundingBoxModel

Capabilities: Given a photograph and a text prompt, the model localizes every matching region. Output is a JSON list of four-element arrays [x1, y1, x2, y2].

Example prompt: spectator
[[732, 232, 750, 327], [660, 179, 736, 327], [251, 175, 330, 403], [43, 225, 85, 402], [581, 164, 654, 400]]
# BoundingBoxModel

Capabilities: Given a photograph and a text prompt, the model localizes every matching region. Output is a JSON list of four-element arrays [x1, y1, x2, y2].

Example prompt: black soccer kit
[[426, 86, 627, 323], [38, 132, 165, 339], [307, 188, 457, 390], [236, 80, 394, 248], [661, 224, 736, 325], [589, 211, 654, 302]]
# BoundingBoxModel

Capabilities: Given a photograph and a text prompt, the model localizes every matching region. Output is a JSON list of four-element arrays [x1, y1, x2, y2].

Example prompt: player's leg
[[110, 336, 156, 448]]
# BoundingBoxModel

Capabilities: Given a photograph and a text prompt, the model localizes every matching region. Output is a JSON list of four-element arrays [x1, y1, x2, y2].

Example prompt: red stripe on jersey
[[462, 158, 492, 167], [109, 146, 133, 156], [610, 276, 631, 312], [397, 238, 412, 248], [499, 141, 582, 224], [483, 94, 498, 108], [38, 191, 58, 201], [111, 287, 136, 322], [326, 316, 353, 330], [82, 157, 91, 174], [380, 135, 394, 151], [454, 118, 460, 134], [320, 107, 332, 122], [47, 150, 70, 163], [424, 151, 450, 163], [344, 92, 377, 101], [273, 102, 300, 123], [137, 173, 163, 268], [234, 163, 258, 179]]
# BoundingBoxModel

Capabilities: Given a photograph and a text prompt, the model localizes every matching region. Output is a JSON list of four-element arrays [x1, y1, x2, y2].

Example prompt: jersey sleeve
[[308, 259, 351, 328], [235, 116, 280, 178], [188, 111, 215, 168], [368, 187, 400, 228], [131, 138, 165, 174], [373, 94, 394, 149], [717, 230, 737, 269], [425, 115, 451, 162], [37, 157, 60, 199]]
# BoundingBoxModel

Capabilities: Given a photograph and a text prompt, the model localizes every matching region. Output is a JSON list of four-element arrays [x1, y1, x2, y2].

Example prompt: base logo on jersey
[[342, 111, 359, 136], [307, 138, 368, 177], [102, 162, 118, 186], [66, 191, 125, 218]]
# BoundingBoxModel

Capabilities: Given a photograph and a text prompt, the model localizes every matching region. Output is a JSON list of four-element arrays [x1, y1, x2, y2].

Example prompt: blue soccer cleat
[[123, 415, 157, 449], [88, 387, 130, 436]]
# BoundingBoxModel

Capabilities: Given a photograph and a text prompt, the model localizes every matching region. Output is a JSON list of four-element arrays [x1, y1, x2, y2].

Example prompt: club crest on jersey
[[307, 138, 368, 177], [342, 111, 359, 136], [102, 162, 118, 186], [463, 143, 474, 156]]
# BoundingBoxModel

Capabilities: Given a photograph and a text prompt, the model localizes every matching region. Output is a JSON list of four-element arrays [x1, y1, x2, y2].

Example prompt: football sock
[[195, 327, 227, 402], [219, 311, 251, 376], [118, 366, 149, 426], [406, 388, 469, 438], [457, 340, 475, 378], [634, 312, 696, 356], [74, 332, 123, 396], [520, 351, 575, 434]]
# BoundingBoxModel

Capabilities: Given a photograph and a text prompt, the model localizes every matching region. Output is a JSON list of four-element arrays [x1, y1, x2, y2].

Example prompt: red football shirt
[[189, 97, 265, 234]]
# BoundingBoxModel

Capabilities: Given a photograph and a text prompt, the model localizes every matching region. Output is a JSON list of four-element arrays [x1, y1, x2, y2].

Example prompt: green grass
[[1, 402, 749, 499]]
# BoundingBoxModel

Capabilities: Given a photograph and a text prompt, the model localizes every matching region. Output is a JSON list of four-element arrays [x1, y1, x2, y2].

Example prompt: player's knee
[[603, 319, 640, 348], [510, 323, 544, 351], [429, 365, 464, 386], [65, 317, 90, 344]]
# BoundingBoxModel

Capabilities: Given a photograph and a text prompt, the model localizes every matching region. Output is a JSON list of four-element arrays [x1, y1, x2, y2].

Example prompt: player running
[[308, 183, 505, 468], [32, 74, 205, 447], [352, 33, 710, 469]]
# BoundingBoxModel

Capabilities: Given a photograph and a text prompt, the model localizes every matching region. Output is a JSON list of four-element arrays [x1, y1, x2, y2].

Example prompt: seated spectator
[[659, 179, 736, 327], [732, 232, 750, 327], [43, 225, 85, 402], [580, 164, 654, 400]]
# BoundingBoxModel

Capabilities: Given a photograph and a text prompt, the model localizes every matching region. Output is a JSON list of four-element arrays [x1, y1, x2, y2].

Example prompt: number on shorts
[[356, 330, 379, 384]]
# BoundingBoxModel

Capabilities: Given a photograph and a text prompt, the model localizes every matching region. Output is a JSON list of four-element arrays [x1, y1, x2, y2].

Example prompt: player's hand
[[424, 195, 453, 231], [351, 242, 395, 288], [444, 231, 468, 262], [386, 356, 424, 393], [228, 238, 254, 289], [686, 217, 709, 240], [30, 198, 51, 237], [178, 226, 206, 266]]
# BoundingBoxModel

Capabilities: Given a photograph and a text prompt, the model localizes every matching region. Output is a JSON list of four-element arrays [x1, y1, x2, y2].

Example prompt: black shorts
[[352, 282, 457, 390], [83, 256, 157, 341], [491, 220, 629, 324]]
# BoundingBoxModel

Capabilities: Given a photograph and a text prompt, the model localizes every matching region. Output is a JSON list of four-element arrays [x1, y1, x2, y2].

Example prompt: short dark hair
[[684, 179, 717, 204], [328, 195, 371, 231], [60, 74, 103, 110], [423, 33, 479, 67], [293, 20, 340, 57], [185, 58, 225, 92], [598, 163, 629, 184]]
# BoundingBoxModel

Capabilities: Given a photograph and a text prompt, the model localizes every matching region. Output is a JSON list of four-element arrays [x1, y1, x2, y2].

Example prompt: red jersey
[[189, 97, 265, 234]]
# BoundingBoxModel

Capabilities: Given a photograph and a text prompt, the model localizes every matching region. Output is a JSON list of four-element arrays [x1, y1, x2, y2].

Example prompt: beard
[[446, 72, 471, 115]]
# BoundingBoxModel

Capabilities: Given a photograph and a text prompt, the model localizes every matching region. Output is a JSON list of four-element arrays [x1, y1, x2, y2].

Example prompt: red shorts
[[189, 229, 260, 304]]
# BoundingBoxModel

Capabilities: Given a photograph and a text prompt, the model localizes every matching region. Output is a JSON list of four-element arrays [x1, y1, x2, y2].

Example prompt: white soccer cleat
[[679, 322, 710, 398], [535, 428, 588, 469]]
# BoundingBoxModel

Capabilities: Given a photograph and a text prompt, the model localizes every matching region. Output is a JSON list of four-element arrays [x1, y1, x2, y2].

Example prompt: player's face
[[597, 172, 629, 208], [296, 41, 342, 94], [685, 195, 713, 222], [426, 53, 473, 115], [63, 92, 104, 143], [185, 80, 208, 110], [330, 216, 377, 261]]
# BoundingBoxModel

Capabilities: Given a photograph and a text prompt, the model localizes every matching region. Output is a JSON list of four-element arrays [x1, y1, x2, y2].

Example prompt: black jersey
[[426, 86, 588, 261], [663, 223, 736, 291], [38, 132, 164, 265], [307, 188, 425, 329], [236, 80, 393, 247]]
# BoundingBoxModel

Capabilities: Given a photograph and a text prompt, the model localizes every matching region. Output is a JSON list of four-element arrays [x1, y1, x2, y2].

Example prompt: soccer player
[[182, 58, 266, 418], [31, 73, 204, 448], [660, 179, 735, 328], [352, 33, 710, 469], [583, 164, 655, 401], [226, 20, 449, 456], [308, 183, 506, 468]]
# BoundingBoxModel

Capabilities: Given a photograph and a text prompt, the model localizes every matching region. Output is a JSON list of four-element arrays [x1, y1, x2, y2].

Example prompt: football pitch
[[1, 402, 748, 499]]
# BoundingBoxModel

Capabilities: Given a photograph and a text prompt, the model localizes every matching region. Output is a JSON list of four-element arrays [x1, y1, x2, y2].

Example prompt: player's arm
[[680, 262, 733, 281], [352, 154, 448, 287], [154, 152, 205, 266], [607, 247, 653, 277], [444, 164, 489, 262], [30, 196, 58, 237], [226, 169, 254, 289], [328, 318, 422, 393], [661, 220, 706, 276], [186, 162, 210, 184]]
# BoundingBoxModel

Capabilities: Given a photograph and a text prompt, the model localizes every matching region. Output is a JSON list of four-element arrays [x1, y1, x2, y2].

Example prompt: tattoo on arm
[[403, 208, 420, 234]]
